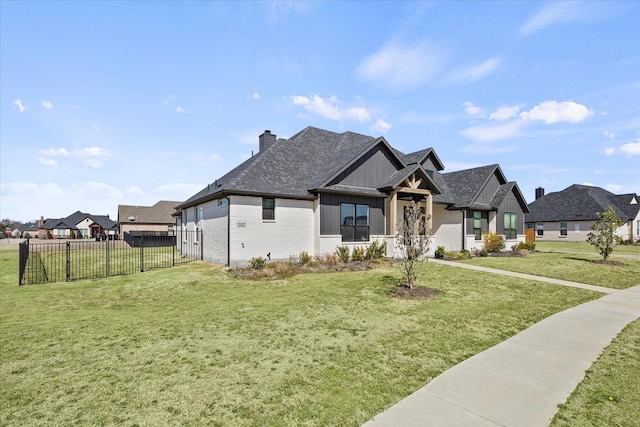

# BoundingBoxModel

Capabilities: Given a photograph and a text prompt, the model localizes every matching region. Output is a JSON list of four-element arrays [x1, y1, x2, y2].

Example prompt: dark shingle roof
[[525, 184, 640, 222], [179, 127, 526, 213], [41, 211, 118, 231]]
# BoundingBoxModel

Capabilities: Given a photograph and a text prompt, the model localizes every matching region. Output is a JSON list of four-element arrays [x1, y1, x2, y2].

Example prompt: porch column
[[425, 192, 433, 234], [389, 191, 398, 236]]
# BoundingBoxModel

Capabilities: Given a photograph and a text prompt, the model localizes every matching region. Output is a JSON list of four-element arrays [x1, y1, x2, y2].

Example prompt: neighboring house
[[38, 211, 119, 239], [117, 201, 181, 238], [19, 222, 40, 238], [176, 127, 529, 266], [525, 184, 640, 242]]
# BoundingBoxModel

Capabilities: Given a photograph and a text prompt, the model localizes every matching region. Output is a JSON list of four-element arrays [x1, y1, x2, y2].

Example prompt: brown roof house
[[177, 127, 529, 266], [118, 201, 181, 238]]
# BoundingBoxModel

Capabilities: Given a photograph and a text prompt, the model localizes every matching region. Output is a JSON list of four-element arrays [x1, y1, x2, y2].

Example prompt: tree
[[587, 205, 625, 262], [395, 201, 431, 289]]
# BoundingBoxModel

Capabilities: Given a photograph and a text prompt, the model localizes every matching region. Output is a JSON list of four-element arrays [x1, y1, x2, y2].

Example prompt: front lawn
[[0, 248, 598, 426], [536, 241, 640, 257], [551, 318, 640, 427], [460, 252, 640, 289]]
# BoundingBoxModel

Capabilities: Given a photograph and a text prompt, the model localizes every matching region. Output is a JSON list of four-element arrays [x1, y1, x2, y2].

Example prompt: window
[[262, 198, 275, 220], [340, 203, 369, 242], [504, 212, 517, 240], [194, 207, 200, 224], [473, 211, 482, 240], [218, 199, 228, 207], [426, 169, 434, 179], [560, 222, 567, 236], [168, 225, 174, 236], [537, 223, 544, 236]]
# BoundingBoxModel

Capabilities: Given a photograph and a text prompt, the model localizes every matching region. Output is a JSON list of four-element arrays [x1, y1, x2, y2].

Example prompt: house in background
[[117, 201, 181, 238], [38, 211, 118, 239], [525, 184, 640, 242], [19, 222, 40, 238], [176, 127, 529, 266]]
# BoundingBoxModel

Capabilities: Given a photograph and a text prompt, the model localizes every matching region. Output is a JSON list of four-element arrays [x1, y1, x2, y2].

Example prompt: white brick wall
[[431, 204, 463, 252], [228, 195, 315, 265]]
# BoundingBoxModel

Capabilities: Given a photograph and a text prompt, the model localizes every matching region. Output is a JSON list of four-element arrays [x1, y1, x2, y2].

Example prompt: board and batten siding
[[476, 173, 503, 205], [319, 193, 385, 236], [496, 191, 525, 237], [329, 145, 402, 188]]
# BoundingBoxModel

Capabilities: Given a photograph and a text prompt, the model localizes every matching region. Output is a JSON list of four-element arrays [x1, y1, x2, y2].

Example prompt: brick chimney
[[535, 187, 545, 200], [259, 130, 276, 152]]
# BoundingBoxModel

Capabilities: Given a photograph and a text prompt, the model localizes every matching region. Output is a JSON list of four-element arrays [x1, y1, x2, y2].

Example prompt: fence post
[[200, 229, 204, 261], [66, 241, 71, 281], [106, 238, 110, 277], [140, 234, 144, 272], [18, 238, 29, 285]]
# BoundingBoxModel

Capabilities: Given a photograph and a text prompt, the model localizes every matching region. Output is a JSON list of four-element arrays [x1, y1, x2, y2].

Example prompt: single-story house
[[525, 184, 640, 242], [118, 200, 181, 238], [38, 211, 119, 239], [176, 127, 529, 266], [19, 222, 40, 238]]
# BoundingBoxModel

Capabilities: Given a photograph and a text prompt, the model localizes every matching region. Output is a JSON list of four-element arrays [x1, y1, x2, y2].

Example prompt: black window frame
[[503, 212, 518, 240], [537, 223, 544, 236], [560, 222, 568, 236], [262, 198, 275, 221], [473, 211, 482, 240], [340, 203, 370, 242]]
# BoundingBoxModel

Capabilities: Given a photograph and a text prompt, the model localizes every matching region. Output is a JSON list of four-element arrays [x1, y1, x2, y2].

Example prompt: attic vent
[[128, 216, 136, 221]]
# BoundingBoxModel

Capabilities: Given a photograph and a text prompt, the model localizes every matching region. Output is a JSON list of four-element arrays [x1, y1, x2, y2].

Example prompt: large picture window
[[262, 198, 275, 220], [340, 203, 369, 242], [503, 212, 517, 240]]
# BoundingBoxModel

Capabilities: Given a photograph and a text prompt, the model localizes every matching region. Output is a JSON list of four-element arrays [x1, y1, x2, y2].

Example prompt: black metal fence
[[18, 230, 203, 285]]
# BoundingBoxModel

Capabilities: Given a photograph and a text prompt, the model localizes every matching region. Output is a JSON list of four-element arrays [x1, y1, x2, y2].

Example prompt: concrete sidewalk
[[363, 280, 640, 426]]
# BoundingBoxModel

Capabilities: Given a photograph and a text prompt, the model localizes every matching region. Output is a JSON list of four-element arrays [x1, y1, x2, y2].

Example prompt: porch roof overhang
[[378, 164, 442, 195], [313, 185, 387, 198]]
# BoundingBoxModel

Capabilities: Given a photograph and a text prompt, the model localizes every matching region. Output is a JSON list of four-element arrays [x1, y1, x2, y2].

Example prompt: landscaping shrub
[[473, 248, 489, 257], [335, 246, 350, 263], [365, 240, 387, 260], [352, 246, 365, 262], [299, 251, 312, 265], [434, 246, 446, 259], [315, 253, 342, 268], [483, 232, 505, 253], [249, 257, 266, 270]]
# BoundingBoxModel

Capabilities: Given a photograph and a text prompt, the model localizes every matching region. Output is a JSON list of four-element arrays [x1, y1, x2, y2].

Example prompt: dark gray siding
[[497, 191, 525, 234], [465, 210, 488, 234], [476, 173, 504, 204], [421, 158, 437, 173], [320, 193, 385, 235], [330, 145, 402, 188]]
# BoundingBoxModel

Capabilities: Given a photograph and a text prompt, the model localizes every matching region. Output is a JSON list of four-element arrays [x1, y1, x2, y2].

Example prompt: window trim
[[560, 222, 568, 236], [537, 223, 544, 236], [473, 211, 482, 240]]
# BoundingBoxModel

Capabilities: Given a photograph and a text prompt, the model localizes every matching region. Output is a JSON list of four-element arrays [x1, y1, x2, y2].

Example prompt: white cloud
[[41, 101, 53, 109], [490, 105, 521, 121], [519, 101, 592, 124], [154, 183, 204, 200], [175, 106, 186, 113], [291, 94, 370, 122], [606, 184, 622, 192], [462, 101, 484, 117], [371, 118, 392, 134], [604, 147, 615, 156], [519, 1, 581, 35], [93, 124, 101, 133], [41, 148, 70, 157], [162, 95, 175, 105], [37, 157, 58, 166], [13, 99, 26, 113], [71, 182, 122, 200], [253, 92, 260, 99], [461, 120, 526, 142], [604, 130, 615, 139], [619, 141, 640, 156], [447, 57, 501, 84], [357, 39, 448, 90], [125, 186, 145, 198]]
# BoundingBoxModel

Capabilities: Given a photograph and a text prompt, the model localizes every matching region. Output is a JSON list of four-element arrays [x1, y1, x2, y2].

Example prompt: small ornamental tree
[[395, 201, 431, 289], [587, 205, 625, 261]]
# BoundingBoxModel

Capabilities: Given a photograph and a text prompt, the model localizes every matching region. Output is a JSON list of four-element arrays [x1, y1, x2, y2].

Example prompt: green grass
[[551, 319, 640, 427], [0, 247, 600, 426], [536, 241, 640, 257], [460, 252, 640, 289]]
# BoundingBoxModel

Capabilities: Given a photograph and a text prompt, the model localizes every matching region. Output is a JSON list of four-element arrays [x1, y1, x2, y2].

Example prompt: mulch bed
[[390, 285, 438, 300], [593, 259, 625, 266]]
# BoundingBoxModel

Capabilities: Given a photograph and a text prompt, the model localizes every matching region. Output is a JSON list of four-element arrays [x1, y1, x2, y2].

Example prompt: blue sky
[[2, 1, 639, 222]]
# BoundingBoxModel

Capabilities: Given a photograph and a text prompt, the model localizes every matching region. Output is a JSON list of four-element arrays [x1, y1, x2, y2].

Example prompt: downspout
[[225, 197, 231, 267]]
